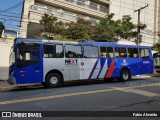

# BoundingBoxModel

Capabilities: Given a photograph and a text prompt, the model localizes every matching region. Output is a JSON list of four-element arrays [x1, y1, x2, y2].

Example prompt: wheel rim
[[123, 72, 129, 80], [50, 76, 58, 84]]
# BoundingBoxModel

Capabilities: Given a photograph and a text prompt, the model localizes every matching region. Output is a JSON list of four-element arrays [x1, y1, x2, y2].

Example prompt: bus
[[8, 38, 154, 88], [1, 29, 18, 40], [153, 52, 160, 73]]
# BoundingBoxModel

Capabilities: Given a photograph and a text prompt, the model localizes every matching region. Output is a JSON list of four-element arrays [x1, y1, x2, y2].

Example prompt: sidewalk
[[0, 80, 11, 89]]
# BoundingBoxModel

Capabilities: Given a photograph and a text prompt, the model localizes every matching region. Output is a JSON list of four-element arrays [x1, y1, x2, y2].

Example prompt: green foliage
[[40, 14, 58, 38], [65, 18, 94, 41], [0, 21, 5, 37], [33, 34, 47, 39], [152, 43, 160, 51], [92, 13, 120, 42], [38, 13, 147, 43]]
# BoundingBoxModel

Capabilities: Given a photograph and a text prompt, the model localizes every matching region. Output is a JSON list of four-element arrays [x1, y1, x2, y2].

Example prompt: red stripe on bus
[[106, 60, 115, 78]]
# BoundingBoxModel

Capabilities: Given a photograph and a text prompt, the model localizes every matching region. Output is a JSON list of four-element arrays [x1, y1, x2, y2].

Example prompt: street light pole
[[134, 4, 148, 45]]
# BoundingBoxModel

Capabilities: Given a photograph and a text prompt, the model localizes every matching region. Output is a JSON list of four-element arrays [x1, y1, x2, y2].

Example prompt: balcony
[[29, 5, 99, 25], [37, 0, 108, 18]]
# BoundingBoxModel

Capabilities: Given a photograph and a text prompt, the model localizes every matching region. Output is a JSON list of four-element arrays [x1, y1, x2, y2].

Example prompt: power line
[[0, 2, 23, 13]]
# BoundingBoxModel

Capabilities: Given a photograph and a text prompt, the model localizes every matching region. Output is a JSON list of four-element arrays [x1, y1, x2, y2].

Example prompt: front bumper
[[8, 75, 16, 85]]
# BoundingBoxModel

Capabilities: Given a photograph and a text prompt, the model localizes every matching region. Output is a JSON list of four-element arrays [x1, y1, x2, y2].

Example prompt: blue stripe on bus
[[88, 59, 99, 80], [96, 58, 106, 79]]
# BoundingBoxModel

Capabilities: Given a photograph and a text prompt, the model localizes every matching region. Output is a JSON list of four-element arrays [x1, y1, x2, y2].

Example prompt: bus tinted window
[[128, 48, 139, 58], [65, 45, 82, 58], [115, 47, 127, 58], [44, 45, 54, 58], [84, 46, 99, 58], [100, 47, 114, 58], [17, 45, 40, 68], [140, 48, 149, 58], [18, 47, 39, 61], [107, 47, 114, 58], [44, 44, 64, 58], [100, 47, 107, 58], [55, 45, 63, 58]]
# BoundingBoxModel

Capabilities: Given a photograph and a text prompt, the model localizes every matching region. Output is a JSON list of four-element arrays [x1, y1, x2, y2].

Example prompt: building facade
[[110, 0, 160, 46], [20, 0, 110, 38], [20, 0, 160, 46]]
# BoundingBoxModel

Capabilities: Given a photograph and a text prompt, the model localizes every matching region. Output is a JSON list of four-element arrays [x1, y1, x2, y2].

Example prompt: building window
[[65, 45, 82, 58], [65, 0, 74, 3], [100, 5, 108, 13], [47, 7, 58, 15], [84, 46, 99, 58], [63, 11, 75, 19], [90, 17, 98, 25], [77, 0, 86, 6], [90, 2, 98, 10]]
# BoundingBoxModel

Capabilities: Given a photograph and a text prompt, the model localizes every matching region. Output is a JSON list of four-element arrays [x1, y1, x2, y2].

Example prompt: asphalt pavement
[[0, 76, 160, 120]]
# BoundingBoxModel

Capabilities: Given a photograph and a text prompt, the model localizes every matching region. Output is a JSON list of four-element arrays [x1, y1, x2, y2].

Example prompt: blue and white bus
[[8, 38, 154, 88]]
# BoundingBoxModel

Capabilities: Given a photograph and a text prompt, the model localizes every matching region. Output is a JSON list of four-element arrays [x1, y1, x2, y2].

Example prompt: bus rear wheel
[[119, 69, 131, 82], [45, 73, 62, 88]]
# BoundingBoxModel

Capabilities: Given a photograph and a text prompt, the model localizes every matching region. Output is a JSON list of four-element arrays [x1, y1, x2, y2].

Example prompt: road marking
[[0, 83, 159, 105], [114, 88, 159, 97]]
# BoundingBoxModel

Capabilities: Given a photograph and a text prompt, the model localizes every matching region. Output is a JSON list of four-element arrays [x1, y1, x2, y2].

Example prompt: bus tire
[[119, 69, 131, 82], [45, 73, 62, 88]]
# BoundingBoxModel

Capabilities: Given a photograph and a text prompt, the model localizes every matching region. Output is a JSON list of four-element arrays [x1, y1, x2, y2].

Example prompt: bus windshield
[[9, 46, 15, 67], [16, 43, 40, 68]]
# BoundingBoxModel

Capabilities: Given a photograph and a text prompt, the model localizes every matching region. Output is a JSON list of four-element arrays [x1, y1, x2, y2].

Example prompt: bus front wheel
[[119, 69, 131, 82], [45, 73, 62, 88]]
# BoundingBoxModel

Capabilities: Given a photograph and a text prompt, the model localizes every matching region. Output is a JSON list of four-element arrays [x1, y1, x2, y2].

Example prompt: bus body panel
[[8, 38, 154, 85]]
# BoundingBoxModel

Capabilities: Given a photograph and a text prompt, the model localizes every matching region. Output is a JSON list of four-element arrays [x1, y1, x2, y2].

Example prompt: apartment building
[[20, 0, 110, 38], [110, 0, 160, 46], [20, 0, 160, 46]]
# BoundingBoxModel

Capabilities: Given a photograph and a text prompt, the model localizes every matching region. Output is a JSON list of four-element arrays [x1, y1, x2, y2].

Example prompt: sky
[[0, 0, 23, 32]]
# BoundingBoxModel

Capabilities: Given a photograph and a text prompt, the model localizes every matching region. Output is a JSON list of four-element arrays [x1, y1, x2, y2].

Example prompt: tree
[[92, 13, 122, 42], [152, 43, 160, 51], [65, 18, 94, 41], [40, 14, 58, 38], [0, 21, 5, 37]]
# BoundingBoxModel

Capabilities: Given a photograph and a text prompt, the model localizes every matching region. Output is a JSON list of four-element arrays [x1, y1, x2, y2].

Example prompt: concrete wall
[[0, 41, 13, 80]]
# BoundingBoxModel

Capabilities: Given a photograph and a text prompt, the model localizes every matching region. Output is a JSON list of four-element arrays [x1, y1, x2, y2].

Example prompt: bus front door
[[15, 43, 43, 84]]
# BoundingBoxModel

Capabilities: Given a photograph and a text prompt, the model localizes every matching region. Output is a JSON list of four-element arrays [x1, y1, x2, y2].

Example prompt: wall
[[0, 40, 13, 80]]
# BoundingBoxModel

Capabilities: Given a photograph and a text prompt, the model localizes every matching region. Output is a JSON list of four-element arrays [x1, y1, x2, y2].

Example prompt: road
[[0, 77, 160, 119]]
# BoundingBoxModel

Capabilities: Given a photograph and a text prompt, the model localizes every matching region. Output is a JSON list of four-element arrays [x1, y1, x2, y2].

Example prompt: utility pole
[[134, 4, 148, 45]]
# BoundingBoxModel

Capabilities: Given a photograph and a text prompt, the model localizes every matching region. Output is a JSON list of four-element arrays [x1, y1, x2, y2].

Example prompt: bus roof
[[15, 38, 151, 48]]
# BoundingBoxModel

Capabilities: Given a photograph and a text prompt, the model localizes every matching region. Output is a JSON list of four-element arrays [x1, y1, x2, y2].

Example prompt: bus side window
[[128, 48, 139, 58], [43, 44, 54, 58], [84, 46, 99, 58], [65, 45, 82, 58], [106, 47, 114, 58], [115, 47, 120, 58], [140, 48, 149, 58], [55, 44, 64, 58], [121, 47, 127, 58], [100, 47, 107, 58]]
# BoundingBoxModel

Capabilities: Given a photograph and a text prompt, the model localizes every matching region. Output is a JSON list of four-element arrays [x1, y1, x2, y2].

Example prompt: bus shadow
[[1, 78, 147, 92]]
